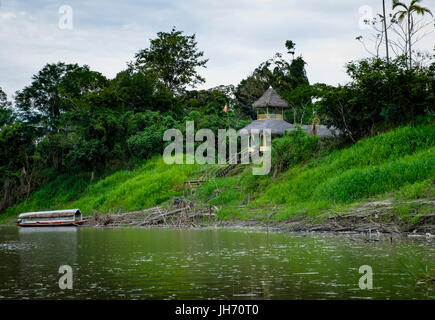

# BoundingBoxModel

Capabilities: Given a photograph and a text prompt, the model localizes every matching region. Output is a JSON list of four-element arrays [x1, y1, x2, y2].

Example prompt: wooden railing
[[257, 113, 283, 120], [183, 179, 206, 197]]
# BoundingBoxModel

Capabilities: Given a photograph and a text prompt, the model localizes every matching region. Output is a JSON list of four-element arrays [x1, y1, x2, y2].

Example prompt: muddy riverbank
[[83, 200, 435, 236]]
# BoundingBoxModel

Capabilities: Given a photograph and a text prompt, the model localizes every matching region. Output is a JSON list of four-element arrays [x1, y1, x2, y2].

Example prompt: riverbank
[[80, 198, 435, 236], [2, 196, 433, 236], [1, 124, 434, 232]]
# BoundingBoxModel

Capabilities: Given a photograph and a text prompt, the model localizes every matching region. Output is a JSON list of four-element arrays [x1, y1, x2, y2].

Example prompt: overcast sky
[[0, 0, 434, 98]]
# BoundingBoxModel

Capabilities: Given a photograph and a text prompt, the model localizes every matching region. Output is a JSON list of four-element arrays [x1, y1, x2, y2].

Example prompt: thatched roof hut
[[252, 87, 291, 109], [240, 86, 338, 139]]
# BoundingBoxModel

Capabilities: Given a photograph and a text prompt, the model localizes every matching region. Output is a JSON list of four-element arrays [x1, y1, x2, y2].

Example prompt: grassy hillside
[[195, 124, 435, 219], [1, 124, 434, 224], [0, 157, 201, 223]]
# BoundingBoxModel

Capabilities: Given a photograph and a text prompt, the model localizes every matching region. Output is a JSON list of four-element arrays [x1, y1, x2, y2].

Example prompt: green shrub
[[271, 128, 320, 175], [127, 128, 164, 160]]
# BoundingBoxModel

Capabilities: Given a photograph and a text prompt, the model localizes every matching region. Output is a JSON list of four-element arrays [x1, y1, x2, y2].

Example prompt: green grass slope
[[195, 125, 435, 219], [0, 157, 200, 223]]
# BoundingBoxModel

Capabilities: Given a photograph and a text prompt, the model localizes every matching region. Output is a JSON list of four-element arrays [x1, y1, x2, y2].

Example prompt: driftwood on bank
[[88, 200, 216, 228], [258, 200, 435, 235], [139, 208, 185, 225], [86, 199, 433, 235]]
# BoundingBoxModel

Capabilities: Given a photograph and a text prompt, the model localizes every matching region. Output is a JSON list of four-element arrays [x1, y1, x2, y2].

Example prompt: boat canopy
[[18, 209, 81, 219]]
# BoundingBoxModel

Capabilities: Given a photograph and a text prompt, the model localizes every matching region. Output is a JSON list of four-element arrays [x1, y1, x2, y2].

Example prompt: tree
[[131, 27, 208, 95], [0, 122, 37, 210], [317, 57, 434, 141], [286, 84, 317, 124], [63, 82, 132, 172], [0, 86, 13, 127], [126, 110, 176, 161], [112, 69, 154, 113], [182, 87, 231, 116], [235, 41, 309, 120], [12, 63, 108, 171], [0, 86, 10, 109], [356, 13, 395, 59], [392, 0, 433, 68], [356, 0, 433, 68], [14, 63, 107, 133], [288, 56, 309, 89], [285, 40, 296, 58]]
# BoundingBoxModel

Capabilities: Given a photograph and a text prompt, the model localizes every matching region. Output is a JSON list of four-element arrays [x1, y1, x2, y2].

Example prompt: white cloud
[[0, 0, 434, 98]]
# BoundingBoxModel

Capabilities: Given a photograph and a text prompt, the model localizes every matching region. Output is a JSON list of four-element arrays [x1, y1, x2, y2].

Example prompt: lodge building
[[239, 86, 338, 152]]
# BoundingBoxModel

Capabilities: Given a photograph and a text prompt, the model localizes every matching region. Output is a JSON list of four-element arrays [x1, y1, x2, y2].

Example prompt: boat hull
[[17, 219, 87, 227]]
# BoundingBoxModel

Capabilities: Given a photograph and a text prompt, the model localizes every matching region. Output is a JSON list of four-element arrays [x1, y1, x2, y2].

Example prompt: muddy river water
[[0, 226, 433, 299]]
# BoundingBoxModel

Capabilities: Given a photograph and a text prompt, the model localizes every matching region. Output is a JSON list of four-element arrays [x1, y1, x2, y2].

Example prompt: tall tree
[[131, 27, 208, 95], [112, 69, 154, 113], [392, 0, 433, 68], [285, 40, 296, 58], [0, 86, 13, 127], [356, 0, 433, 67], [14, 63, 107, 133], [318, 57, 434, 141], [235, 41, 308, 119]]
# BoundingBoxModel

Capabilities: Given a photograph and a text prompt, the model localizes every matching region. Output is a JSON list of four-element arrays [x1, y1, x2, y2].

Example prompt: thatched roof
[[18, 209, 81, 219], [239, 120, 339, 137], [252, 87, 291, 109]]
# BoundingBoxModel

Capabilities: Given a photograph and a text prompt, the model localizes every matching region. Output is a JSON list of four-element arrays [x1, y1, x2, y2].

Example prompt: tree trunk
[[0, 178, 13, 212], [408, 13, 412, 69], [382, 0, 389, 62]]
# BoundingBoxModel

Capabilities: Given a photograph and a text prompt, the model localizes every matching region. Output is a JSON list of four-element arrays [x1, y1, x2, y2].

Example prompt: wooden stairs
[[214, 147, 249, 178], [183, 179, 205, 197], [215, 163, 238, 177], [182, 148, 250, 198]]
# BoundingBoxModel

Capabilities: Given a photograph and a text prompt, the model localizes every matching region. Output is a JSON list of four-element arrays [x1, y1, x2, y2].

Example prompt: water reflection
[[0, 226, 433, 300]]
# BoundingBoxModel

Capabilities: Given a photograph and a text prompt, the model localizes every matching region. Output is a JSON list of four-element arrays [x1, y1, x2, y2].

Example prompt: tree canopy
[[0, 86, 12, 127], [235, 41, 309, 119], [130, 27, 208, 95]]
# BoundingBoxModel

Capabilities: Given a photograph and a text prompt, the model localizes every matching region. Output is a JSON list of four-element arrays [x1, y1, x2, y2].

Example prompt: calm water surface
[[0, 226, 433, 299]]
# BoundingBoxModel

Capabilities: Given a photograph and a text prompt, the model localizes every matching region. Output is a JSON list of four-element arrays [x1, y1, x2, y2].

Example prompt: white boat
[[17, 209, 86, 227]]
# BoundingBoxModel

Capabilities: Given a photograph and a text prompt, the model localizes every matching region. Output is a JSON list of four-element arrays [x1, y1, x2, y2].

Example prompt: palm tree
[[392, 0, 433, 68]]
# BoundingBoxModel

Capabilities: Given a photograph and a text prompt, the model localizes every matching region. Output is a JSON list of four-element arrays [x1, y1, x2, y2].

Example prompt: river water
[[0, 226, 433, 300]]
